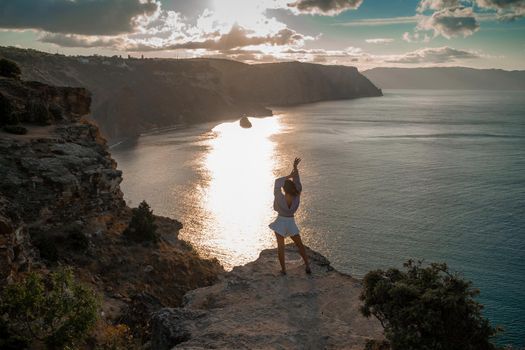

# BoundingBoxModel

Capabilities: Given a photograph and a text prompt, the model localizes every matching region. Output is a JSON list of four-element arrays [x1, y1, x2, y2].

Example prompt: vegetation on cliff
[[124, 201, 159, 243], [0, 268, 99, 349], [0, 58, 21, 79], [361, 260, 499, 350]]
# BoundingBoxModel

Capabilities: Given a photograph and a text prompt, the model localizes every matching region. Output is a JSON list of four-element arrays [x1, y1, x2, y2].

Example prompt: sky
[[0, 0, 524, 70]]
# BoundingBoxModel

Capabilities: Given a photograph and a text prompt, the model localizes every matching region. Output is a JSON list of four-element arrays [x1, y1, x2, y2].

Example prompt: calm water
[[112, 90, 525, 346]]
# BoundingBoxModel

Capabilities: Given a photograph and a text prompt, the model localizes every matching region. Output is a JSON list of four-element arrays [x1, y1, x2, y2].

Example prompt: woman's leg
[[290, 234, 311, 273], [274, 232, 286, 274]]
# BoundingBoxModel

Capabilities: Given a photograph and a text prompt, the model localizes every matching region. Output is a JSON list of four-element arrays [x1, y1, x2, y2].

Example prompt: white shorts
[[269, 216, 300, 237]]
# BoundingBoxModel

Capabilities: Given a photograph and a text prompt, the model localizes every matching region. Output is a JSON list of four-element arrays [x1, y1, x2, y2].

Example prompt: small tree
[[124, 200, 159, 242], [0, 267, 99, 349], [0, 58, 21, 79], [360, 260, 499, 350]]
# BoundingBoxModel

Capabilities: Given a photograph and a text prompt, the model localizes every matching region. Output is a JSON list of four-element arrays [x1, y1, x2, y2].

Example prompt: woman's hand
[[293, 157, 301, 170]]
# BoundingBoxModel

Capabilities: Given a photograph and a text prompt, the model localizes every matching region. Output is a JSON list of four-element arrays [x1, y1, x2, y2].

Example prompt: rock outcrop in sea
[[151, 244, 383, 349]]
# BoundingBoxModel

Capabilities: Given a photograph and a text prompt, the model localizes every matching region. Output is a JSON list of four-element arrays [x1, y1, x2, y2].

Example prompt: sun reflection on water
[[189, 117, 282, 268]]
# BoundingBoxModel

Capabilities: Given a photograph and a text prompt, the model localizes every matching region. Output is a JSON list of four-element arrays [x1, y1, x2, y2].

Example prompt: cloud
[[286, 0, 363, 15], [402, 31, 431, 42], [475, 0, 525, 20], [0, 0, 159, 35], [418, 6, 479, 38], [386, 46, 480, 63], [39, 33, 125, 48], [147, 25, 307, 51], [365, 38, 395, 44], [417, 0, 462, 12], [333, 16, 418, 26]]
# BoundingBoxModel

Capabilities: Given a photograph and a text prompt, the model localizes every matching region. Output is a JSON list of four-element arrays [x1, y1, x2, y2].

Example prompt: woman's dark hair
[[283, 179, 299, 196]]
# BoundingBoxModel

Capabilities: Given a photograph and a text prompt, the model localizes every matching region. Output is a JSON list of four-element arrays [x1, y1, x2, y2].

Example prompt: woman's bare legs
[[290, 234, 311, 274], [274, 232, 286, 274]]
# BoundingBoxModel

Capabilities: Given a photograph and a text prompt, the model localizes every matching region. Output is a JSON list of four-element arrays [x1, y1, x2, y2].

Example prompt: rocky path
[[152, 244, 383, 349]]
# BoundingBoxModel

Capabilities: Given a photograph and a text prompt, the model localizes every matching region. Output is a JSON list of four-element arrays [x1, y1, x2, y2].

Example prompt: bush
[[123, 200, 159, 243], [0, 267, 99, 349], [0, 58, 21, 79], [98, 323, 135, 350], [360, 260, 499, 350]]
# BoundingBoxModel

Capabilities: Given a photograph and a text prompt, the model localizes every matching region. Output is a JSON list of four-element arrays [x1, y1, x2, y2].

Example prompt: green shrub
[[0, 267, 99, 349], [360, 260, 499, 350], [124, 201, 159, 243], [0, 58, 21, 79], [3, 125, 27, 135]]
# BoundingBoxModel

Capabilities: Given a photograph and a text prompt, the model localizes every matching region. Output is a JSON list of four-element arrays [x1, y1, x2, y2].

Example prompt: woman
[[269, 157, 311, 275]]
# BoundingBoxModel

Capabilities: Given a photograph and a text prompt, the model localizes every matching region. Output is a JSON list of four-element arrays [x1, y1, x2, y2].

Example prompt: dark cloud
[[418, 6, 480, 38], [387, 46, 480, 63], [0, 0, 158, 35], [39, 33, 125, 48], [287, 0, 363, 15], [130, 24, 306, 51], [475, 0, 525, 20]]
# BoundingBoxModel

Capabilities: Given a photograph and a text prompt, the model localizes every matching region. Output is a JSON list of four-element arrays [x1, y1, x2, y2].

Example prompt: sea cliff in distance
[[363, 67, 525, 90], [0, 46, 382, 140]]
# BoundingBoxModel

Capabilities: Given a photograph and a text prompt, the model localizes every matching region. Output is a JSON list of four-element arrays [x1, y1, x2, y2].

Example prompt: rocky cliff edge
[[152, 244, 383, 350]]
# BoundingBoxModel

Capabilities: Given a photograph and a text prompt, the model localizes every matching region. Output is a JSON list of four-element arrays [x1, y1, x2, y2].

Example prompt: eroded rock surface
[[152, 245, 382, 350]]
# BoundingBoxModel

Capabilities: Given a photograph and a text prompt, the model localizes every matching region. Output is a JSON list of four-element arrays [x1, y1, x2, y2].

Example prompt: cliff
[[0, 75, 224, 342], [0, 47, 382, 140], [363, 67, 525, 90], [151, 244, 383, 349]]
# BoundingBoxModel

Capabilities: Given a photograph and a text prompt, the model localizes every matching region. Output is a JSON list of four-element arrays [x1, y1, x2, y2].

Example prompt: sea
[[112, 89, 525, 346]]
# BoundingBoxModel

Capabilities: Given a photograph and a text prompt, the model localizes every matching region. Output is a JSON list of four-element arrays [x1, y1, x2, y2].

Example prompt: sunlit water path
[[113, 90, 525, 346]]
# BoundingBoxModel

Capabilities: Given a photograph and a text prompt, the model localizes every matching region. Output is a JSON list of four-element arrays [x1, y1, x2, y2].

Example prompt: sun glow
[[210, 0, 288, 35], [194, 116, 282, 267]]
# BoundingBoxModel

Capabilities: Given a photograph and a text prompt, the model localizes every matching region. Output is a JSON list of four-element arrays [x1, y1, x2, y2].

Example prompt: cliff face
[[0, 77, 125, 226], [151, 245, 382, 349], [0, 47, 382, 140], [0, 75, 224, 342]]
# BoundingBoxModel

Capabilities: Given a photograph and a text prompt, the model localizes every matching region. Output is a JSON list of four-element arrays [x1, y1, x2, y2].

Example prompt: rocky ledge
[[152, 244, 382, 350]]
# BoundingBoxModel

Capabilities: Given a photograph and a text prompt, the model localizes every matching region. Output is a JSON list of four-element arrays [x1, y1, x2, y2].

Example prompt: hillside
[[363, 67, 525, 90], [0, 47, 382, 140]]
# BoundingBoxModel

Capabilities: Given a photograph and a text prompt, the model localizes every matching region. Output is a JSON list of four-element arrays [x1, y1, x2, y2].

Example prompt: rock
[[0, 76, 125, 229], [239, 116, 252, 128], [151, 308, 207, 350], [0, 198, 36, 282], [152, 244, 383, 349]]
